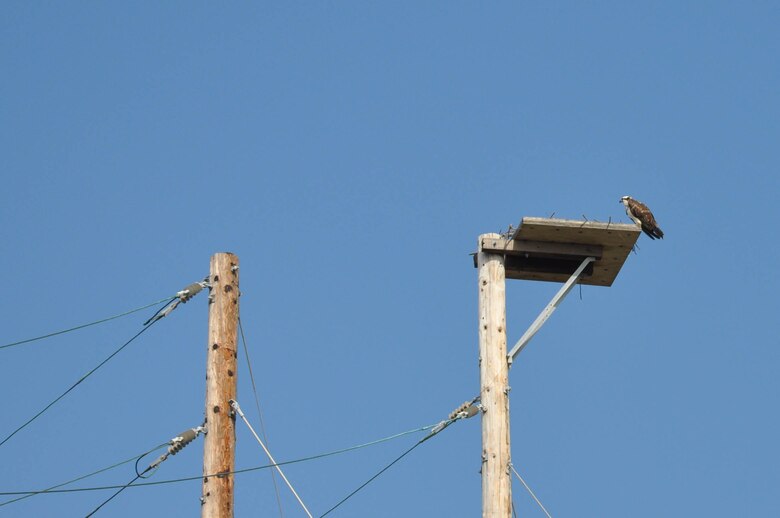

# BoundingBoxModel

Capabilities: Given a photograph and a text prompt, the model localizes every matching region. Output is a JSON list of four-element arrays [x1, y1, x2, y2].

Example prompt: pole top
[[476, 217, 640, 287]]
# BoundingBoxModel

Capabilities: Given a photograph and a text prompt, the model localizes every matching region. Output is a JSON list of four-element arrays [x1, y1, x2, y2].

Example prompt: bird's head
[[619, 195, 632, 205]]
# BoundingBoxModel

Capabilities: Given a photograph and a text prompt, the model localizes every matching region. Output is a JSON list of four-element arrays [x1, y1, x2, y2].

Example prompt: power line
[[0, 422, 440, 497], [84, 471, 144, 518], [0, 322, 158, 449], [319, 418, 458, 517], [0, 280, 208, 449], [238, 317, 285, 518], [84, 426, 204, 517], [0, 296, 175, 350], [0, 443, 168, 508], [318, 436, 426, 517]]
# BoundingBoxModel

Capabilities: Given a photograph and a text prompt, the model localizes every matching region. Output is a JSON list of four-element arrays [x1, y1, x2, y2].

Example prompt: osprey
[[620, 196, 664, 240]]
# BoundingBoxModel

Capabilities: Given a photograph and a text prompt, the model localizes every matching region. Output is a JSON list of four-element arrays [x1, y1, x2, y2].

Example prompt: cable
[[0, 321, 158, 449], [319, 418, 457, 517], [84, 472, 144, 517], [1, 279, 208, 449], [232, 400, 313, 518], [0, 443, 168, 508], [84, 426, 204, 517], [319, 437, 424, 517], [135, 449, 159, 479], [0, 422, 439, 497], [238, 317, 285, 518], [0, 296, 175, 350], [510, 463, 553, 518], [141, 296, 179, 326]]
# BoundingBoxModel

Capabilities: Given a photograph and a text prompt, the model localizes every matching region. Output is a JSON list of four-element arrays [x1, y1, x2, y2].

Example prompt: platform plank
[[477, 218, 640, 286]]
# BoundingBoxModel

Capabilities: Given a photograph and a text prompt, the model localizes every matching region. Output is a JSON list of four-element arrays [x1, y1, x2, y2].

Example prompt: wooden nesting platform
[[476, 217, 640, 286]]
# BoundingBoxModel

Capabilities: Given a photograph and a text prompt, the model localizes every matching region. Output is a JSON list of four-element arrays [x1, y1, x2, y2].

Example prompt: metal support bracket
[[507, 256, 596, 365]]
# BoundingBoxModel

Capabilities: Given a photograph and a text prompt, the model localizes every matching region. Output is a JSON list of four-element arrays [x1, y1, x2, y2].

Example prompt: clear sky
[[2, 3, 779, 517]]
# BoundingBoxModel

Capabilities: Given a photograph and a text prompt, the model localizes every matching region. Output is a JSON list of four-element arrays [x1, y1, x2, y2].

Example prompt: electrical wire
[[318, 437, 424, 517], [135, 448, 160, 478], [85, 426, 205, 517], [0, 296, 175, 350], [319, 418, 457, 517], [84, 471, 144, 518], [0, 320, 159, 449], [141, 296, 179, 325], [238, 317, 284, 518], [510, 463, 553, 518], [2, 280, 205, 449], [0, 423, 439, 497], [0, 443, 168, 508]]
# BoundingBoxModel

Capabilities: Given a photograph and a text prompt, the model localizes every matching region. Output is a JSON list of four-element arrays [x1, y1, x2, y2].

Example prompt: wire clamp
[[170, 426, 206, 455], [430, 397, 480, 437], [448, 396, 481, 420], [145, 425, 206, 473], [177, 281, 208, 303], [144, 277, 209, 325], [430, 420, 448, 435], [229, 399, 242, 417]]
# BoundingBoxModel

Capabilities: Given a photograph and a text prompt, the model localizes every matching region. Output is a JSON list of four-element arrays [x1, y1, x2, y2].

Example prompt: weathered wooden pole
[[202, 253, 240, 518], [477, 234, 512, 518]]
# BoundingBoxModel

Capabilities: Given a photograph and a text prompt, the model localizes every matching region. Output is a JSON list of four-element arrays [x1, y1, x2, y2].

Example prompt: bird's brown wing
[[629, 198, 664, 239], [628, 198, 656, 225]]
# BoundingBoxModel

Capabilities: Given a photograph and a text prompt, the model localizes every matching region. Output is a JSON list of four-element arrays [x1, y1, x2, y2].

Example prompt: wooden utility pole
[[202, 253, 240, 518], [473, 219, 640, 517], [477, 234, 512, 518]]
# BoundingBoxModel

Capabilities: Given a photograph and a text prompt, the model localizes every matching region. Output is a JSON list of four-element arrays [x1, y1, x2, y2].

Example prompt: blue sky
[[2, 3, 779, 517]]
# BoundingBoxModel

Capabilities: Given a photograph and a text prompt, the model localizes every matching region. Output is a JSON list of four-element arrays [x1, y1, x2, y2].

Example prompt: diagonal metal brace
[[507, 256, 596, 365]]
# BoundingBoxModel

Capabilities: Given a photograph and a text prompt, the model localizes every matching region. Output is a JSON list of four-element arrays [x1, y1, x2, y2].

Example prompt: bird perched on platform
[[620, 195, 664, 240]]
